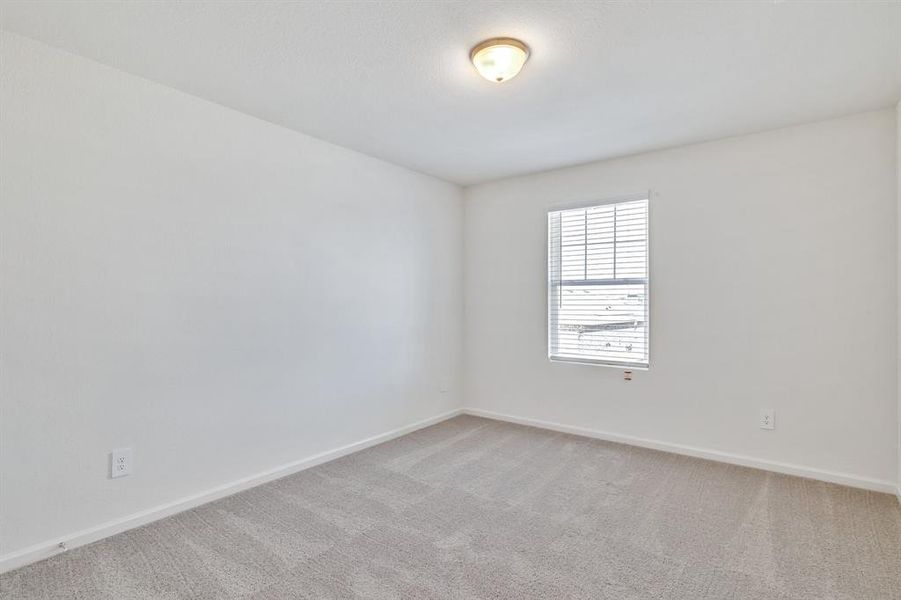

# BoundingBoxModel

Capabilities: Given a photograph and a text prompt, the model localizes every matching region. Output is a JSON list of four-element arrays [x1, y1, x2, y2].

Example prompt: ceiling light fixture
[[470, 38, 530, 83]]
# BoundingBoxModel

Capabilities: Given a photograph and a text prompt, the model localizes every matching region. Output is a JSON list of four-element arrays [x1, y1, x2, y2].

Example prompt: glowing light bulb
[[470, 38, 530, 83]]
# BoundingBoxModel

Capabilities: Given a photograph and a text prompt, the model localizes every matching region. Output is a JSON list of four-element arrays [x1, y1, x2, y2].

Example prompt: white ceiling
[[2, 1, 900, 185]]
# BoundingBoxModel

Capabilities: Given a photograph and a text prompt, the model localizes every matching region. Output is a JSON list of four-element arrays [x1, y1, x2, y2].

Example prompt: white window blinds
[[548, 197, 649, 368]]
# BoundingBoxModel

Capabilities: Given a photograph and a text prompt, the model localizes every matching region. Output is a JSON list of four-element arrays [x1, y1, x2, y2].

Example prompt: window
[[548, 196, 649, 368]]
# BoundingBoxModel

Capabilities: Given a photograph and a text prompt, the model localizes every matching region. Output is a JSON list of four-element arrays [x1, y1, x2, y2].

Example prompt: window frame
[[546, 192, 651, 370]]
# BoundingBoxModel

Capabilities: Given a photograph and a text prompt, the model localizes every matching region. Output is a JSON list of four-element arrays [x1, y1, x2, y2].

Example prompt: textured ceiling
[[1, 1, 900, 185]]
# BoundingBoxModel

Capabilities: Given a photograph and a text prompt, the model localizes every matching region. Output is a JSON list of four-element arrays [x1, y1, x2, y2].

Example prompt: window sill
[[548, 357, 649, 371]]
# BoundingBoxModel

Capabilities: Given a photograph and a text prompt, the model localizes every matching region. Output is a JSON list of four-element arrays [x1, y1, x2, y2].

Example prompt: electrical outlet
[[439, 377, 450, 394], [111, 448, 133, 478], [759, 409, 775, 430]]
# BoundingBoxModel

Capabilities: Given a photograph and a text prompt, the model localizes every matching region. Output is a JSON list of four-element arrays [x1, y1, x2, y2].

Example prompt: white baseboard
[[0, 408, 462, 575], [462, 408, 898, 495]]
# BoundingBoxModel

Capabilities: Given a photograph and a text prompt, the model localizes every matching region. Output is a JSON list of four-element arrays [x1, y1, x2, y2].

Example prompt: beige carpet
[[2, 415, 900, 599]]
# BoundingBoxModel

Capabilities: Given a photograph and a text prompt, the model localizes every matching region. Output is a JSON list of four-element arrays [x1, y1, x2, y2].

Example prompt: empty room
[[1, 1, 900, 598]]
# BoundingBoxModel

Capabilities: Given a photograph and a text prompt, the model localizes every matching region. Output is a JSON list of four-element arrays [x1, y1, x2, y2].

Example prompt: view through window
[[547, 197, 649, 367]]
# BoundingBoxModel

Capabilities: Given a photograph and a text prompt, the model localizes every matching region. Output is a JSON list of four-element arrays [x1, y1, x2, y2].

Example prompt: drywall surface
[[464, 110, 898, 487], [4, 2, 900, 184], [897, 99, 901, 494], [0, 32, 463, 557]]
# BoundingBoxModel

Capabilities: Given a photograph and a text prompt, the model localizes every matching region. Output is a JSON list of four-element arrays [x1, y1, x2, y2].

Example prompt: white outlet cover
[[111, 448, 133, 478], [759, 409, 775, 430]]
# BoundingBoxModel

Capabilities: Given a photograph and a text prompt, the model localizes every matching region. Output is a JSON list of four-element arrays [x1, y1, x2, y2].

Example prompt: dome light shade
[[470, 38, 530, 83]]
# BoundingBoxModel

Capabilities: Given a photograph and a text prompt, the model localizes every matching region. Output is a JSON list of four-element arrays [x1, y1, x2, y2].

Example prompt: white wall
[[0, 32, 463, 558], [464, 110, 899, 488], [897, 100, 901, 497]]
